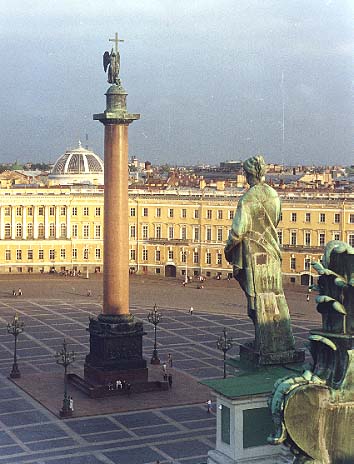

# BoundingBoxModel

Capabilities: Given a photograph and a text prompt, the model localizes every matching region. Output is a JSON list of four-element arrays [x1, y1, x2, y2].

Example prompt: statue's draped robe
[[225, 183, 296, 356]]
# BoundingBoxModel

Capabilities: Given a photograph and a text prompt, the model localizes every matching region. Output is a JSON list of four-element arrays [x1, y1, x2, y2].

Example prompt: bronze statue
[[103, 48, 120, 85], [225, 155, 302, 364]]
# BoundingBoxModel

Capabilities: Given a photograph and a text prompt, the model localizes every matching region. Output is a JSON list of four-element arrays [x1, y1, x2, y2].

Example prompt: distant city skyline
[[0, 0, 352, 165]]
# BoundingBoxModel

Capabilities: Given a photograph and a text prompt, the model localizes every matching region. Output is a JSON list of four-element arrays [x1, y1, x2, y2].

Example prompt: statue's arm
[[225, 201, 247, 251]]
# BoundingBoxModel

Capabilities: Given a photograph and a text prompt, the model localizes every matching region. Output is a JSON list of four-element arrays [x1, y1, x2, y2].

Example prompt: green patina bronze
[[268, 240, 354, 463], [225, 155, 303, 365]]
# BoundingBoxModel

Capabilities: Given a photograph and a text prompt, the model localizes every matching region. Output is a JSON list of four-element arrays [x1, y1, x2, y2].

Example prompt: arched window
[[27, 223, 33, 238], [60, 223, 66, 238], [16, 223, 22, 238], [38, 223, 44, 238], [4, 223, 11, 238]]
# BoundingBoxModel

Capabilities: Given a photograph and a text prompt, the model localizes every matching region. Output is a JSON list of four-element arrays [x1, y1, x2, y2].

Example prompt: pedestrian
[[206, 399, 212, 413], [69, 396, 74, 412], [168, 353, 173, 368], [162, 363, 167, 373], [306, 294, 310, 302], [18, 288, 22, 296], [12, 289, 16, 297], [87, 289, 92, 297], [168, 373, 172, 387], [189, 306, 194, 315]]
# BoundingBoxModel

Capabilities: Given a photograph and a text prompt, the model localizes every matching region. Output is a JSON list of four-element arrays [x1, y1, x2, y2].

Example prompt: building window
[[28, 207, 33, 216], [72, 248, 77, 259], [142, 225, 148, 239], [168, 226, 174, 239], [305, 212, 311, 223], [207, 209, 212, 220], [217, 210, 223, 220], [319, 233, 326, 246], [95, 225, 101, 239], [60, 249, 66, 259], [60, 207, 66, 216], [4, 223, 11, 238], [72, 224, 78, 238], [83, 248, 89, 259], [16, 223, 22, 238], [333, 232, 340, 241], [206, 252, 211, 264], [5, 250, 11, 260], [130, 225, 136, 238], [143, 207, 148, 217], [291, 212, 297, 222], [130, 249, 136, 260], [49, 223, 55, 238], [194, 209, 199, 219], [319, 213, 326, 223], [168, 250, 174, 260], [49, 249, 55, 260], [193, 251, 199, 264], [290, 257, 296, 270], [228, 210, 234, 220], [277, 230, 283, 245], [181, 251, 187, 263], [348, 234, 354, 247], [49, 206, 55, 216], [95, 248, 101, 259], [27, 223, 33, 238], [279, 212, 283, 221], [334, 213, 340, 223], [181, 208, 186, 218], [156, 207, 161, 217], [83, 225, 89, 238], [155, 225, 161, 239], [95, 207, 101, 216], [38, 223, 44, 238], [38, 207, 44, 216], [194, 227, 199, 241], [304, 258, 311, 271], [4, 207, 10, 216], [28, 250, 33, 260], [217, 228, 223, 242], [16, 207, 22, 216], [83, 207, 89, 216], [142, 249, 148, 261], [60, 223, 66, 238], [72, 207, 77, 216], [349, 214, 354, 224], [181, 226, 187, 240], [291, 231, 297, 246], [305, 231, 311, 247], [130, 207, 136, 217], [168, 208, 174, 218], [206, 228, 212, 241], [217, 253, 222, 265], [38, 249, 44, 260], [221, 405, 231, 445], [155, 250, 161, 261]]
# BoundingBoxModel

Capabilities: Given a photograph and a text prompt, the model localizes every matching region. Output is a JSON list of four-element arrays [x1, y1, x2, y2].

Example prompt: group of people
[[107, 379, 132, 393], [162, 354, 173, 387], [12, 288, 22, 297]]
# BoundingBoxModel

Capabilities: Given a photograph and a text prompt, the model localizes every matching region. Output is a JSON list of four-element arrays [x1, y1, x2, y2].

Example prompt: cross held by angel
[[103, 33, 124, 85]]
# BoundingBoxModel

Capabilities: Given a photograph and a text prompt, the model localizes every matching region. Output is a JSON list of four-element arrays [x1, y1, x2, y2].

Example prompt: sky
[[0, 0, 352, 166]]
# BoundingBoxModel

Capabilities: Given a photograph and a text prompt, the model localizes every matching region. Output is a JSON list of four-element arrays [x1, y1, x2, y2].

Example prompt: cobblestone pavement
[[0, 275, 321, 463]]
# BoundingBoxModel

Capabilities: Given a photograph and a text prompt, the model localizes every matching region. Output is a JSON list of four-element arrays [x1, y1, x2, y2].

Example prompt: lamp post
[[217, 328, 233, 379], [147, 303, 162, 365], [55, 339, 75, 418], [7, 313, 24, 379]]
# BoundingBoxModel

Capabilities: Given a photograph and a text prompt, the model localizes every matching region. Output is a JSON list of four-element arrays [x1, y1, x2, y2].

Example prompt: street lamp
[[217, 328, 233, 379], [7, 313, 24, 379], [55, 339, 75, 418], [147, 303, 162, 365]]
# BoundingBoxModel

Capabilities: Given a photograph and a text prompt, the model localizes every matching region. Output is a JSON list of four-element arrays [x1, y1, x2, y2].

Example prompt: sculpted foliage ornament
[[268, 241, 354, 463]]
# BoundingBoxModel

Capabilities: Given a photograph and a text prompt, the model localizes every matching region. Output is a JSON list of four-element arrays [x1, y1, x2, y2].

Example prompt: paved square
[[0, 274, 319, 463]]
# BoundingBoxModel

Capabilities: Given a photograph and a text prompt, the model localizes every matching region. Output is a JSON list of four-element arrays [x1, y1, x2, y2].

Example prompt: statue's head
[[243, 155, 267, 185]]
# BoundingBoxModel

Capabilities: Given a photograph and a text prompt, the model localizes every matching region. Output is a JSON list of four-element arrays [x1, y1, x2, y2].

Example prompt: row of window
[[130, 248, 224, 264], [290, 212, 354, 224], [5, 248, 102, 261], [2, 206, 102, 217], [133, 207, 234, 220], [277, 230, 347, 246], [3, 223, 102, 239], [129, 224, 226, 241]]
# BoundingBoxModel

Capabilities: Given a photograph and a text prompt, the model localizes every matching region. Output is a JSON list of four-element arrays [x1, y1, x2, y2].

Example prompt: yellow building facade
[[0, 187, 353, 285]]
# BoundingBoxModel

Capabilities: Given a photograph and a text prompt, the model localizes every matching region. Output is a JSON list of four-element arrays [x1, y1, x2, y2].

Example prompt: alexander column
[[84, 34, 148, 385]]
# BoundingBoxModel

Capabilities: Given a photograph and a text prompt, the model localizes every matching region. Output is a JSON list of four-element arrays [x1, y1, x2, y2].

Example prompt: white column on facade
[[11, 207, 16, 239], [55, 206, 60, 239], [44, 205, 49, 239], [66, 206, 71, 239], [0, 207, 4, 240], [33, 205, 38, 239], [22, 206, 27, 239]]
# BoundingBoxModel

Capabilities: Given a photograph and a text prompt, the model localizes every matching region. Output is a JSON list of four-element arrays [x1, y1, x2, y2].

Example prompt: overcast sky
[[0, 0, 352, 166]]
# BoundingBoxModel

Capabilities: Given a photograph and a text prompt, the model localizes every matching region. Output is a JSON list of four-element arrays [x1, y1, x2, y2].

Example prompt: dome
[[49, 143, 104, 186]]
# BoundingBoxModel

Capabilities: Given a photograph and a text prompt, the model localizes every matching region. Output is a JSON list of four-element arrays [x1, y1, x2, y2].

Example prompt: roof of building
[[51, 143, 104, 176]]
